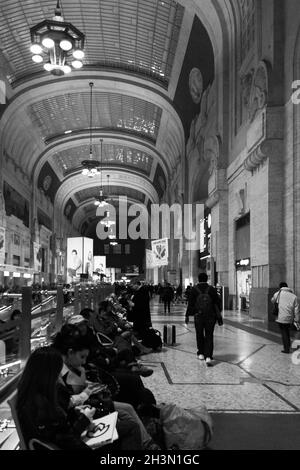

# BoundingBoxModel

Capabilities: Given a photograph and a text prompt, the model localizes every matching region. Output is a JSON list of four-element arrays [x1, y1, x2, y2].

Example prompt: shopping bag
[[159, 403, 213, 450]]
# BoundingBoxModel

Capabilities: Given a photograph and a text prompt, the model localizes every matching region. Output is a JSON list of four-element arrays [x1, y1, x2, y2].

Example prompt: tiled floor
[[140, 298, 300, 413], [2, 297, 300, 449]]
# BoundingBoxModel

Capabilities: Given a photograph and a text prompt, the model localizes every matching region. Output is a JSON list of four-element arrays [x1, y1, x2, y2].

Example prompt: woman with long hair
[[16, 346, 94, 450], [52, 328, 159, 450]]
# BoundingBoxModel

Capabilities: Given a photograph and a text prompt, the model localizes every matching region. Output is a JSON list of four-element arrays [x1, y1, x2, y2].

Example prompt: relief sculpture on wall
[[187, 67, 210, 160]]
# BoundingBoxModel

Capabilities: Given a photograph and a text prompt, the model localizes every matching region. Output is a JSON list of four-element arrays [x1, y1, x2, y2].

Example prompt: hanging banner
[[151, 238, 168, 267], [146, 249, 155, 269], [0, 227, 5, 264], [94, 256, 106, 274], [33, 242, 42, 272]]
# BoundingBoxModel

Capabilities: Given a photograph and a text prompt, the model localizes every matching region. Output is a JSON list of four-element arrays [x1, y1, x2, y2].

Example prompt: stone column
[[244, 107, 284, 319]]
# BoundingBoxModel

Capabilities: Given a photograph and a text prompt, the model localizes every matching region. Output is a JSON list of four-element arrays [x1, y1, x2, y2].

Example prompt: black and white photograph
[[0, 0, 299, 461]]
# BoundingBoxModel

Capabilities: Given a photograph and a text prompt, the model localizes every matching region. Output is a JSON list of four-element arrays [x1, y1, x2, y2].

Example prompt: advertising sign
[[83, 237, 94, 279], [151, 238, 168, 267], [94, 256, 106, 276], [146, 249, 154, 269], [67, 237, 93, 283]]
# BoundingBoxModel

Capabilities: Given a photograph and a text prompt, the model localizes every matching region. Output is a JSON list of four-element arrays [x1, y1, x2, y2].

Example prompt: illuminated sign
[[236, 258, 250, 268], [199, 208, 211, 259]]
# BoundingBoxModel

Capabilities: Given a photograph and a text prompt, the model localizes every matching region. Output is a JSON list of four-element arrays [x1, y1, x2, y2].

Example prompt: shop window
[[13, 234, 21, 246], [104, 244, 110, 254], [113, 244, 121, 254], [12, 255, 20, 266], [125, 244, 131, 254], [41, 247, 46, 272]]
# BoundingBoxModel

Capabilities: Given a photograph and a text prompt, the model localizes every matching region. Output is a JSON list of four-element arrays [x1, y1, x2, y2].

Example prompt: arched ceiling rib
[[54, 170, 159, 230], [55, 142, 154, 177], [28, 91, 162, 144], [34, 134, 169, 186], [1, 76, 184, 179], [72, 192, 148, 231], [0, 0, 235, 221]]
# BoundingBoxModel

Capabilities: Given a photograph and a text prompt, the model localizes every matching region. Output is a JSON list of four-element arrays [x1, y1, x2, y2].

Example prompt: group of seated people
[[15, 292, 162, 451]]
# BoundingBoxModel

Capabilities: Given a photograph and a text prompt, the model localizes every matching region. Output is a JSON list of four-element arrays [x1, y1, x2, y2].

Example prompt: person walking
[[185, 272, 222, 366], [161, 282, 174, 314], [271, 282, 300, 353], [175, 284, 183, 303]]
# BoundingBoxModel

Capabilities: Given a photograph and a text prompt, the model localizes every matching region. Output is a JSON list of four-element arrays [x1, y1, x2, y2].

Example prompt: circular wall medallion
[[189, 68, 203, 104], [65, 204, 71, 216], [43, 175, 52, 191]]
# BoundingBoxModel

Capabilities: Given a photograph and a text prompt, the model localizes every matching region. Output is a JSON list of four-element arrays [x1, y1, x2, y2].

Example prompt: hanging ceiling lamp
[[30, 0, 85, 76], [81, 83, 100, 177], [94, 140, 109, 206]]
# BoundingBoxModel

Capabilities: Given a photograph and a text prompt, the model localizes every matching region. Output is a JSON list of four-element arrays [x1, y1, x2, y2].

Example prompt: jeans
[[164, 300, 171, 314], [278, 323, 291, 352], [114, 401, 152, 450], [194, 313, 216, 359]]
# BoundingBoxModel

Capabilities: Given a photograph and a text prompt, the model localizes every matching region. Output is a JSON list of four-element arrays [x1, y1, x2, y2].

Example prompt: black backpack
[[194, 286, 215, 316], [140, 328, 162, 350]]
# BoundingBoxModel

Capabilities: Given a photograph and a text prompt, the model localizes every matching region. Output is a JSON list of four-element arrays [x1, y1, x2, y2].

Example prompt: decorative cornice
[[244, 142, 268, 171], [205, 190, 220, 209], [244, 138, 282, 172]]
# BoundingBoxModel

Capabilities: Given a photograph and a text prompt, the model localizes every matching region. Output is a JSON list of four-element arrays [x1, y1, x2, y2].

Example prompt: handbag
[[272, 290, 281, 316]]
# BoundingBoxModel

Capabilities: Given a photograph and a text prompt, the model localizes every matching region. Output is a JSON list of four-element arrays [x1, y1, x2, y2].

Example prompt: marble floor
[[140, 298, 300, 414], [1, 298, 300, 449]]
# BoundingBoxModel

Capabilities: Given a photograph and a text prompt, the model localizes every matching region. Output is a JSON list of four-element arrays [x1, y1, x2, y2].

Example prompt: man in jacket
[[185, 272, 222, 366], [271, 282, 300, 353]]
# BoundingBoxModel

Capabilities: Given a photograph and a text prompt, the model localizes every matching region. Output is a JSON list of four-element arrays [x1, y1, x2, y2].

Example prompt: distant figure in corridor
[[161, 282, 174, 314], [271, 282, 300, 353]]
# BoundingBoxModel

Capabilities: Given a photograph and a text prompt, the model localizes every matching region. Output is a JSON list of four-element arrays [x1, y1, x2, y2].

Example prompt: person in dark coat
[[161, 282, 174, 314], [131, 281, 152, 335], [185, 273, 222, 366]]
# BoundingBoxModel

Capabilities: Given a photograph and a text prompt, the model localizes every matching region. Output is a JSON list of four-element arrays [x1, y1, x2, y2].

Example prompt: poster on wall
[[83, 237, 94, 279], [0, 227, 5, 264], [151, 238, 168, 267], [105, 267, 115, 284], [67, 237, 94, 282], [67, 238, 83, 283], [94, 256, 106, 279]]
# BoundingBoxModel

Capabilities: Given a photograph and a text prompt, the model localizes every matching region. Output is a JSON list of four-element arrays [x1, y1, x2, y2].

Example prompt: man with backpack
[[185, 272, 222, 366]]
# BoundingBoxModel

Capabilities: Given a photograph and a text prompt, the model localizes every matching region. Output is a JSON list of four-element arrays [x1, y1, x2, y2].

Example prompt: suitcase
[[163, 325, 176, 345]]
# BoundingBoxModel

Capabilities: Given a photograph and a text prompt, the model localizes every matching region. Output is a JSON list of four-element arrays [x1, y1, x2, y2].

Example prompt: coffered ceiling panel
[[0, 0, 184, 85], [54, 142, 153, 176], [76, 185, 145, 204], [28, 91, 162, 142]]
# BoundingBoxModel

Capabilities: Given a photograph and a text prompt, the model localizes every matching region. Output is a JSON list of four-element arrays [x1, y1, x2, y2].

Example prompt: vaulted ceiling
[[0, 0, 218, 233]]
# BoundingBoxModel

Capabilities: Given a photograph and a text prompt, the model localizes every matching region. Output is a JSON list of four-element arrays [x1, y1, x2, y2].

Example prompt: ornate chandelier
[[30, 0, 85, 76], [81, 83, 101, 177]]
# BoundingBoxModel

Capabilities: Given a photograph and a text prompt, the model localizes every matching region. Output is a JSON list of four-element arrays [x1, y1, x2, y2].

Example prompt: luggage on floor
[[159, 402, 213, 450], [163, 325, 176, 345], [140, 327, 162, 350]]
